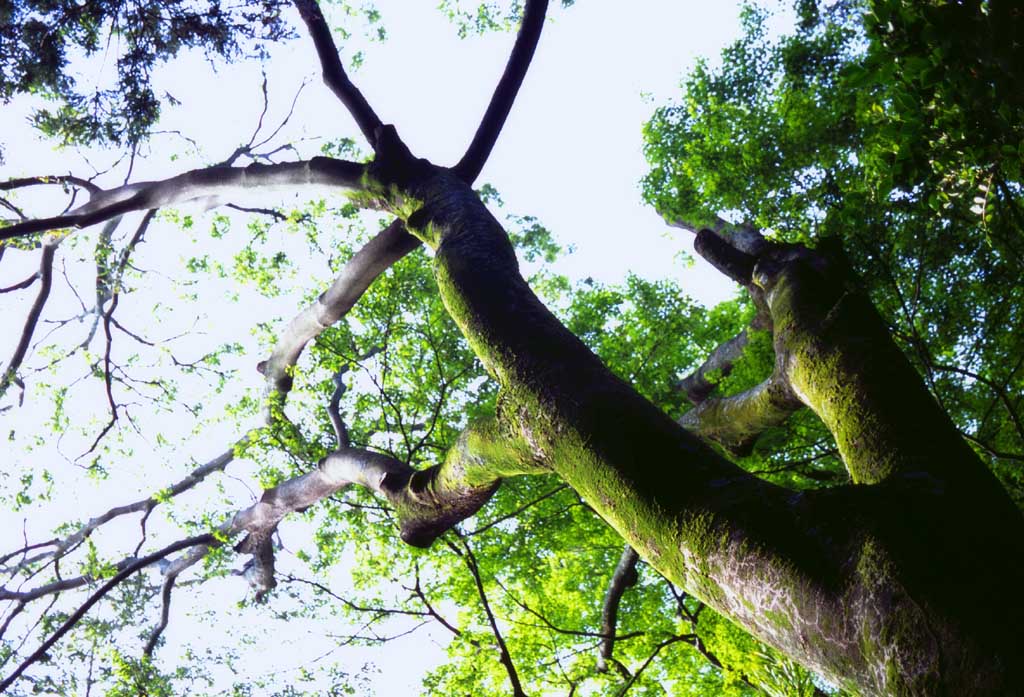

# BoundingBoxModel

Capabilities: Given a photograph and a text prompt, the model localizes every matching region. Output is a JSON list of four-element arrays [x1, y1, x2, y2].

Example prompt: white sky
[[0, 1, 789, 693]]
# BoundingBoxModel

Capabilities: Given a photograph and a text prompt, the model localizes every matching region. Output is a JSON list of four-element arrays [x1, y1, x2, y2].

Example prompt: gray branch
[[0, 238, 58, 399], [596, 545, 640, 673], [666, 213, 767, 255], [1, 158, 365, 241], [259, 219, 419, 416]]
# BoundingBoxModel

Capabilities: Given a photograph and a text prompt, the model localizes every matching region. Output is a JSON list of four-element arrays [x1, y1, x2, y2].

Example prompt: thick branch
[[230, 418, 544, 611], [666, 214, 767, 255], [694, 228, 757, 285], [259, 220, 419, 404], [678, 375, 802, 456], [291, 0, 384, 145], [454, 0, 549, 182], [677, 312, 769, 405], [596, 545, 640, 673], [1, 158, 364, 241]]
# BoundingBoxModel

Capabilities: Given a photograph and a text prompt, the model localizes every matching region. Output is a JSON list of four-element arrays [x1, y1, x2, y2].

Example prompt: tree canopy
[[1, 1, 1022, 695]]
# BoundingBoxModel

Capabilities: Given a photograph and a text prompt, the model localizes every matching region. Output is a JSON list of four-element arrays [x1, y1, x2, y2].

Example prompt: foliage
[[643, 0, 1024, 504], [1, 0, 1022, 695], [0, 0, 290, 150]]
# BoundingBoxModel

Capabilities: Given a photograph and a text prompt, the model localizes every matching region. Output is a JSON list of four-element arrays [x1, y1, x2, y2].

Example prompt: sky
[[0, 1, 787, 693]]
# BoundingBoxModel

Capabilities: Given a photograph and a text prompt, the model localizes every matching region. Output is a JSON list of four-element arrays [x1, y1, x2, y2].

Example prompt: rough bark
[[678, 374, 803, 456], [363, 157, 1024, 696]]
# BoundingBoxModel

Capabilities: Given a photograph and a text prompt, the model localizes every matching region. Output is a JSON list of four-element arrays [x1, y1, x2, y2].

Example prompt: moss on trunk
[[368, 165, 1024, 695]]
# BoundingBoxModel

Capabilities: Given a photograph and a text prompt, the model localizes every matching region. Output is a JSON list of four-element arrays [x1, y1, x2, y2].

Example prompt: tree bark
[[365, 160, 1024, 696]]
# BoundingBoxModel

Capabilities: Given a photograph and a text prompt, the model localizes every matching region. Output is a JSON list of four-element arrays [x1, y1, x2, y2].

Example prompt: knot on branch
[[236, 532, 277, 602], [392, 468, 501, 549], [367, 124, 433, 191]]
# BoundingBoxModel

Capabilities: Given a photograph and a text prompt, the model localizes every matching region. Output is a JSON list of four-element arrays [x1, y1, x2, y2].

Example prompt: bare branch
[[0, 175, 101, 196], [325, 346, 382, 447], [411, 562, 464, 638], [927, 361, 1024, 444], [617, 635, 689, 697], [0, 273, 39, 294], [1, 445, 236, 576], [224, 203, 287, 221], [0, 238, 59, 399], [679, 329, 748, 405], [143, 567, 178, 656], [0, 534, 215, 693], [454, 0, 550, 182], [597, 545, 640, 673], [328, 368, 351, 447], [468, 483, 568, 536], [292, 0, 384, 145], [449, 536, 526, 697], [1, 158, 365, 241]]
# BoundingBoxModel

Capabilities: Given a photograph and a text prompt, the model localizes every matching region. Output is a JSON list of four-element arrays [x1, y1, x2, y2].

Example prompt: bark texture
[[361, 158, 1024, 696]]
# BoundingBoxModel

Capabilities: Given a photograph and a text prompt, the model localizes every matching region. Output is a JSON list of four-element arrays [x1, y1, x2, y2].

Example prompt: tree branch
[[0, 534, 215, 693], [0, 238, 58, 399], [665, 214, 767, 255], [450, 536, 526, 697], [677, 322, 765, 405], [0, 175, 101, 196], [1, 158, 365, 241], [235, 416, 541, 559], [259, 219, 419, 410], [678, 375, 802, 456], [454, 0, 549, 182], [0, 445, 236, 576], [291, 0, 384, 145], [617, 635, 688, 697], [597, 545, 640, 673], [0, 273, 40, 294], [694, 228, 758, 285]]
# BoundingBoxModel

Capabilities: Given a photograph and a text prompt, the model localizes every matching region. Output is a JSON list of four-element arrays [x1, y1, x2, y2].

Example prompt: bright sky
[[0, 1, 784, 693]]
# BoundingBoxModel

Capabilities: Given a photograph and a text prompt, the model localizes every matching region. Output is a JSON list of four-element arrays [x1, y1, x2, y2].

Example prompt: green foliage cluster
[[4, 0, 1023, 695], [0, 0, 291, 150], [643, 0, 1024, 504]]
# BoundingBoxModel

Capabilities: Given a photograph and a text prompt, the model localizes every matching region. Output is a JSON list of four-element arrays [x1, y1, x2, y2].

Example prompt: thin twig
[[0, 534, 215, 693]]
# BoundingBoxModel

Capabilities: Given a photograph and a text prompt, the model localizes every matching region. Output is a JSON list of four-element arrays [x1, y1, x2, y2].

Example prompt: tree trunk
[[373, 162, 1024, 696]]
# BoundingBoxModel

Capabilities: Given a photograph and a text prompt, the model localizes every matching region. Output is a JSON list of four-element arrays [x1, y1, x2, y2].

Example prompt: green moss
[[764, 609, 793, 632]]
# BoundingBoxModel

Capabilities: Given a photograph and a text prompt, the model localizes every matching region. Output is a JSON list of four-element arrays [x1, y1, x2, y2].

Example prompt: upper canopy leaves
[[0, 0, 293, 151]]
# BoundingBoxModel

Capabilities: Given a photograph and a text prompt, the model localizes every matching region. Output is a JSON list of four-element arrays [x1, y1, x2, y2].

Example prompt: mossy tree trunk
[[365, 150, 1024, 696]]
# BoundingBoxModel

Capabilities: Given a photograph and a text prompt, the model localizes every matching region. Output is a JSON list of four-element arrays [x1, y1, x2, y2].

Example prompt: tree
[[2, 0, 1023, 695]]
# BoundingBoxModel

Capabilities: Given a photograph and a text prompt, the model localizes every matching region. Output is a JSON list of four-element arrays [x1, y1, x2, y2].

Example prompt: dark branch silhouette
[[0, 534, 215, 693], [292, 0, 385, 145], [454, 0, 550, 182], [597, 544, 640, 673]]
